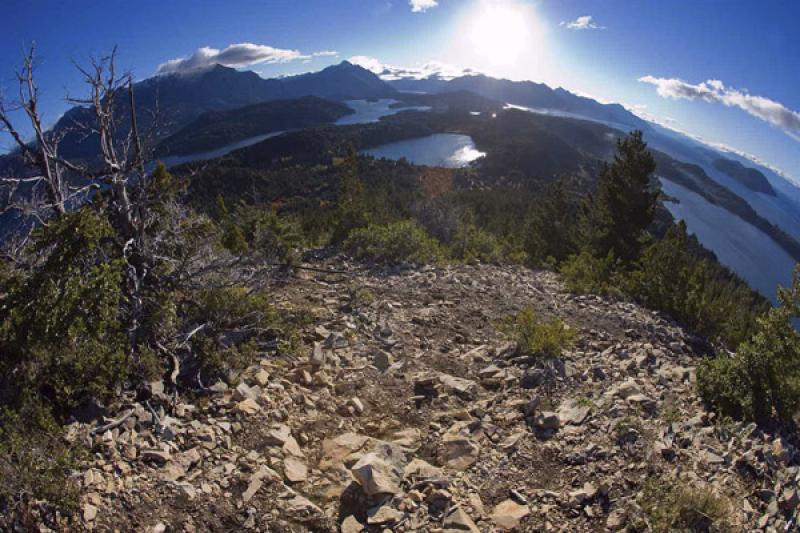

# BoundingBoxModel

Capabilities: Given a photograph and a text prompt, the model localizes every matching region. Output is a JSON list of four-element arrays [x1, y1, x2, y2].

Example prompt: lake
[[156, 99, 432, 168], [661, 178, 795, 303], [335, 99, 430, 125], [155, 131, 285, 169], [362, 134, 485, 168]]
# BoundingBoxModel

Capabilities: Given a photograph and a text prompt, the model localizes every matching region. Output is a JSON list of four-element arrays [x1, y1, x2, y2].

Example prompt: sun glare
[[468, 3, 529, 66], [451, 0, 550, 80]]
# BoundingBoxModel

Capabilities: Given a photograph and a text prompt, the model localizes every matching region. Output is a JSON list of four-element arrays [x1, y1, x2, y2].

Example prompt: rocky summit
[[51, 259, 797, 531]]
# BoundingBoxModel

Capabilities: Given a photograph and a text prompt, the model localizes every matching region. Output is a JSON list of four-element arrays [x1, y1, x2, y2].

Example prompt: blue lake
[[335, 99, 430, 125], [157, 99, 432, 168], [156, 131, 285, 169], [362, 134, 485, 168], [661, 178, 795, 303]]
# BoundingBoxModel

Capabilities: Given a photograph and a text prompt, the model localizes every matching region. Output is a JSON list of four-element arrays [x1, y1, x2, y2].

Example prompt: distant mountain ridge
[[34, 61, 396, 162], [712, 157, 775, 196], [387, 73, 651, 131]]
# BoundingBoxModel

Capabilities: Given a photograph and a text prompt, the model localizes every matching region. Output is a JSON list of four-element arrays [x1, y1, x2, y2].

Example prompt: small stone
[[606, 509, 626, 531], [442, 435, 480, 471], [557, 399, 591, 425], [535, 412, 560, 431], [490, 499, 530, 530], [284, 457, 308, 483], [373, 350, 393, 371], [235, 398, 260, 415], [438, 374, 478, 400], [349, 397, 365, 415], [341, 515, 363, 533], [367, 504, 403, 525], [141, 449, 171, 465], [83, 503, 98, 522], [310, 342, 326, 367], [351, 453, 402, 496], [254, 369, 270, 386], [442, 506, 480, 532]]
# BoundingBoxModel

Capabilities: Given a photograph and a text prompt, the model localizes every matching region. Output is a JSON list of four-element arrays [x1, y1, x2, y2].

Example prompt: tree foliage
[[581, 130, 657, 263], [331, 145, 371, 244], [698, 266, 800, 425]]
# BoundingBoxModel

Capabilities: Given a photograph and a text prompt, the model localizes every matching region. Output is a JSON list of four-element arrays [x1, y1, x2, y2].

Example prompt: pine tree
[[331, 145, 371, 244], [582, 131, 657, 263]]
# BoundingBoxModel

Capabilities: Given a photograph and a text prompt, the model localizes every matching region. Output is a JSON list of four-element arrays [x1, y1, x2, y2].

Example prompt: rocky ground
[[28, 259, 800, 531]]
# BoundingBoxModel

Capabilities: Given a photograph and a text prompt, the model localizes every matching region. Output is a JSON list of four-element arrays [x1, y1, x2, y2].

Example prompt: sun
[[467, 2, 533, 68]]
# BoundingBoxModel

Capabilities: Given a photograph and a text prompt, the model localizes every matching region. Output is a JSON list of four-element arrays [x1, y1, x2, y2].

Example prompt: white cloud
[[409, 0, 438, 13], [312, 50, 339, 57], [158, 43, 316, 74], [349, 55, 474, 81], [639, 75, 800, 142], [561, 15, 604, 30]]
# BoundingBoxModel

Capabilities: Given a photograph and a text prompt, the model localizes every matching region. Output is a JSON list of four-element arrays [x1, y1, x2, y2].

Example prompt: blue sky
[[2, 0, 799, 180]]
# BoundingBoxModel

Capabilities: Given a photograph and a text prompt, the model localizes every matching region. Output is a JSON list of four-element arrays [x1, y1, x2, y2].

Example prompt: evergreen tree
[[331, 145, 371, 244], [525, 178, 578, 265], [582, 131, 658, 263]]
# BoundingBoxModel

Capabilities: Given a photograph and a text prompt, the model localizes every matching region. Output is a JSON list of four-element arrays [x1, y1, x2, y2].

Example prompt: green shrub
[[524, 178, 579, 266], [627, 221, 767, 347], [497, 307, 575, 357], [0, 407, 81, 519], [0, 209, 127, 414], [344, 220, 443, 265], [228, 203, 304, 264], [698, 306, 800, 426], [560, 250, 621, 295], [636, 476, 733, 532], [180, 287, 280, 382], [449, 222, 505, 264], [331, 146, 371, 244]]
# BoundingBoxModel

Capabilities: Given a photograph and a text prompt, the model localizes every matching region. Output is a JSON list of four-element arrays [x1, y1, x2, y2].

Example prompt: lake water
[[661, 178, 795, 303], [335, 99, 431, 125], [155, 99, 432, 168], [362, 134, 485, 168], [155, 131, 285, 169]]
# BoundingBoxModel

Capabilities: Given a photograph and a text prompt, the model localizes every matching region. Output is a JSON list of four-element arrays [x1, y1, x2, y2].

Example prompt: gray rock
[[557, 399, 591, 425], [442, 506, 480, 532], [351, 453, 402, 496]]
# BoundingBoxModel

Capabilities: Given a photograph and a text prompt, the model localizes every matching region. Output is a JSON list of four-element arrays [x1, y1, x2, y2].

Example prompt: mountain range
[[3, 60, 798, 302]]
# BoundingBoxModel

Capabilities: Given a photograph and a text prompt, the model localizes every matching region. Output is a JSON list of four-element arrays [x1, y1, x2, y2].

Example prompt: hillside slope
[[154, 96, 353, 157], [51, 259, 792, 531]]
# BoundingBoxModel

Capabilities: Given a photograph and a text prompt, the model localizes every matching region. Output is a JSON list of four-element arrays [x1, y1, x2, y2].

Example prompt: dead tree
[[0, 46, 285, 387], [0, 45, 153, 358]]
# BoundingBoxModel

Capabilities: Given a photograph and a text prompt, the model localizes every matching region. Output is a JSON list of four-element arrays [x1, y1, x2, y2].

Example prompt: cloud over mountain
[[349, 56, 474, 81], [409, 0, 438, 13], [639, 76, 800, 141], [561, 16, 604, 30], [158, 43, 309, 74]]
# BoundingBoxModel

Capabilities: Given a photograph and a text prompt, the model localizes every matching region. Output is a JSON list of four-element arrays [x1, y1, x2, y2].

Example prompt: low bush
[[0, 407, 81, 522], [449, 222, 506, 264], [698, 276, 800, 425], [179, 287, 281, 384], [497, 307, 575, 357], [559, 250, 621, 295], [627, 221, 767, 347], [636, 476, 733, 532], [344, 220, 443, 265], [0, 209, 127, 414]]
